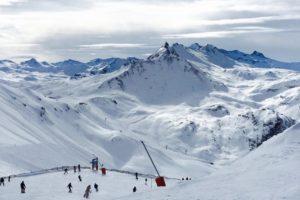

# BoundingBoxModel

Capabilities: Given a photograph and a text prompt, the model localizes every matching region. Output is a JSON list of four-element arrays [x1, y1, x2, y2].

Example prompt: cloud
[[163, 27, 284, 39], [0, 0, 24, 6], [0, 43, 39, 47], [0, 0, 299, 61], [79, 43, 147, 49]]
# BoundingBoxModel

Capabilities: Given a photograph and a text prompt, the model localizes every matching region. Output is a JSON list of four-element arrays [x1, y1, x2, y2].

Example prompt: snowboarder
[[73, 166, 77, 173], [83, 185, 91, 198], [20, 181, 26, 193], [0, 177, 4, 186], [78, 175, 82, 182], [135, 172, 138, 180], [133, 186, 137, 193], [67, 182, 72, 193], [64, 168, 68, 174], [145, 178, 148, 185], [94, 183, 98, 192], [78, 164, 81, 172]]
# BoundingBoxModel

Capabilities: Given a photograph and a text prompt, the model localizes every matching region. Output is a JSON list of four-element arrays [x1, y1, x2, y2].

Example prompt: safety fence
[[4, 165, 90, 179], [107, 168, 181, 180], [2, 166, 180, 181]]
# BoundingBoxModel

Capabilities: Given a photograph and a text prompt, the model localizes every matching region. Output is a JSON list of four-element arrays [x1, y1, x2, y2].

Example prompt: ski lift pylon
[[141, 141, 166, 187]]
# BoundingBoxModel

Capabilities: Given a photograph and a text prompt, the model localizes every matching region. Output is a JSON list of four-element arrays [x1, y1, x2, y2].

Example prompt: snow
[[118, 123, 300, 200], [0, 170, 180, 200], [0, 42, 299, 199], [1, 124, 298, 200]]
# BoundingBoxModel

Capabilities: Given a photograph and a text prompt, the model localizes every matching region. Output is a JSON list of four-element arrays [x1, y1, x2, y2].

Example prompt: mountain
[[52, 59, 89, 76], [219, 47, 300, 70], [86, 57, 139, 75], [0, 60, 19, 72], [20, 58, 56, 73], [0, 44, 299, 78], [0, 42, 299, 199], [99, 42, 227, 105]]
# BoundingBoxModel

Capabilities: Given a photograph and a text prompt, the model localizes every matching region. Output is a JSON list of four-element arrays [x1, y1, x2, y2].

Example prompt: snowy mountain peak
[[0, 59, 17, 66], [189, 43, 202, 51], [163, 41, 170, 49], [147, 42, 179, 61], [201, 44, 219, 53], [21, 58, 40, 66], [86, 58, 104, 66], [251, 50, 266, 58], [55, 59, 84, 66]]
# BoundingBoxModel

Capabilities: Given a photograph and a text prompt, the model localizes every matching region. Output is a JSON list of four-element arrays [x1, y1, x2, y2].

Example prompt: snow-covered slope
[[1, 123, 298, 200], [86, 57, 139, 74], [0, 42, 299, 199], [118, 123, 300, 200]]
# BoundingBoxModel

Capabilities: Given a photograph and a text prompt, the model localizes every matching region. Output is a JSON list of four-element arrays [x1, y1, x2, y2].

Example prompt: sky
[[0, 0, 299, 62]]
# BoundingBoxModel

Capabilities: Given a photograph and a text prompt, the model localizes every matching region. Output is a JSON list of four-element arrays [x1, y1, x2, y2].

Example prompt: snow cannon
[[101, 167, 106, 175], [141, 141, 166, 187]]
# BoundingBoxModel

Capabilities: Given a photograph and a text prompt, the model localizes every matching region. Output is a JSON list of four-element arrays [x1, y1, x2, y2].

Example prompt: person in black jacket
[[78, 175, 82, 182], [94, 183, 98, 192], [64, 168, 68, 174], [133, 186, 137, 193], [67, 182, 72, 193], [0, 177, 4, 186], [20, 181, 26, 193]]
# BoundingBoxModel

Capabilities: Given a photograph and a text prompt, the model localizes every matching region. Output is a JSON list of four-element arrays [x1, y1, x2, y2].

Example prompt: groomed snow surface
[[0, 123, 299, 200], [0, 170, 179, 200]]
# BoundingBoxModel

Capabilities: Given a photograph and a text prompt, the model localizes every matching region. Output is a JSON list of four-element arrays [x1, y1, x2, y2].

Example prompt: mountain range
[[1, 43, 299, 78], [0, 42, 299, 199]]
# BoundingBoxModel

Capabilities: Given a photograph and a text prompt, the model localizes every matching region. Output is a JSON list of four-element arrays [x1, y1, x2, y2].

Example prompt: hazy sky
[[0, 0, 299, 62]]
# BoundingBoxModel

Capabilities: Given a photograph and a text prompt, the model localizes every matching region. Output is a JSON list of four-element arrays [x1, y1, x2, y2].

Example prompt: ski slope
[[0, 170, 180, 200], [0, 42, 299, 199], [1, 123, 299, 200], [119, 123, 300, 200]]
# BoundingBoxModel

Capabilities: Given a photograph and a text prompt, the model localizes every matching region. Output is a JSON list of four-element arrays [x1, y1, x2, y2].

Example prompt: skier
[[133, 186, 137, 193], [78, 164, 81, 172], [73, 165, 77, 173], [135, 172, 138, 180], [67, 182, 72, 193], [78, 175, 82, 182], [8, 176, 11, 182], [20, 181, 26, 193], [186, 177, 189, 180], [64, 168, 68, 175], [0, 177, 4, 186], [145, 178, 148, 185], [94, 183, 99, 192], [83, 185, 91, 199]]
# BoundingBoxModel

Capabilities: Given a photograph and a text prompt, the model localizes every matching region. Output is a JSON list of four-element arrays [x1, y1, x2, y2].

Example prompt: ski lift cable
[[141, 140, 160, 177]]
